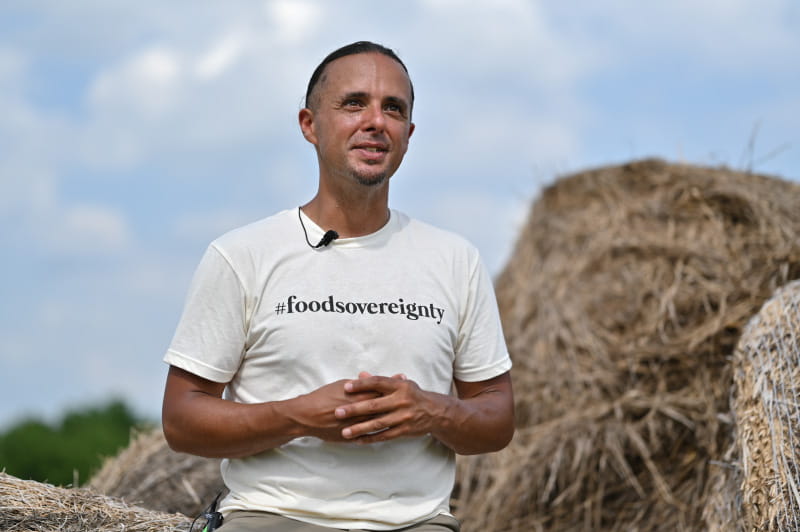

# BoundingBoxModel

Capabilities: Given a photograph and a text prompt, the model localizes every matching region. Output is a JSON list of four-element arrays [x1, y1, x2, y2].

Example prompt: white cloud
[[40, 204, 132, 255], [172, 209, 256, 244], [416, 190, 532, 275], [81, 46, 186, 168], [405, 86, 584, 188], [0, 162, 58, 218], [413, 1, 606, 88], [194, 32, 248, 81], [88, 45, 182, 118], [77, 22, 307, 170], [569, 0, 800, 73], [66, 205, 130, 247], [0, 48, 72, 220], [0, 47, 26, 89], [266, 0, 323, 44]]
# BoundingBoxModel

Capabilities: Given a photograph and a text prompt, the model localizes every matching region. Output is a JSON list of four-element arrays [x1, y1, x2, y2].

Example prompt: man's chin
[[353, 172, 389, 187]]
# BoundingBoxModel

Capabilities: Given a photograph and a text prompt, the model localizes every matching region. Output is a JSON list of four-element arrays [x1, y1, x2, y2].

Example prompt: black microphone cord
[[298, 208, 339, 249]]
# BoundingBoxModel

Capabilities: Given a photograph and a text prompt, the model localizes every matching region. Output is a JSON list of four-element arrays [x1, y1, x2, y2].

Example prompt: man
[[162, 41, 513, 532]]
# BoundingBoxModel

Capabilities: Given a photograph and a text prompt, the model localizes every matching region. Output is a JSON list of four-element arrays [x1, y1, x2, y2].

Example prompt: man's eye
[[385, 103, 406, 116], [344, 99, 362, 107]]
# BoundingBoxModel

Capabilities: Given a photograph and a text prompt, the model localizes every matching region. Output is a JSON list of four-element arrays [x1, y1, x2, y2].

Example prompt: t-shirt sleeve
[[453, 251, 512, 382], [163, 243, 248, 383]]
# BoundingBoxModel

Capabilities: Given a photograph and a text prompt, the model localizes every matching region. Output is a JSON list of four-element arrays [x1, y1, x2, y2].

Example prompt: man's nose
[[361, 103, 386, 131]]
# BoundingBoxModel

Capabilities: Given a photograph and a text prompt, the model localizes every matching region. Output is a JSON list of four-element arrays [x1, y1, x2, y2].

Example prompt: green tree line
[[0, 399, 148, 486]]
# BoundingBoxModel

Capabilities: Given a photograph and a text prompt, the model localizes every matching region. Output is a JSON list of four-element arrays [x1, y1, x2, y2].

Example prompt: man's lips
[[352, 144, 388, 161], [352, 143, 388, 152]]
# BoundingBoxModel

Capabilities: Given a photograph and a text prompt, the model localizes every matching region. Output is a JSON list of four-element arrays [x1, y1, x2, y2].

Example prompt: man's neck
[[301, 190, 390, 238]]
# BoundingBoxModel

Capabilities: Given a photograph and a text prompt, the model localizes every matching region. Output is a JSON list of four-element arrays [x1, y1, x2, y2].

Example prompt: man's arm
[[161, 366, 379, 458], [333, 371, 514, 455]]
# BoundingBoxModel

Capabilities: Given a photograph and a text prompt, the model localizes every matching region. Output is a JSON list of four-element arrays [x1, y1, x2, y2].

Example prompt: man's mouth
[[353, 143, 388, 153]]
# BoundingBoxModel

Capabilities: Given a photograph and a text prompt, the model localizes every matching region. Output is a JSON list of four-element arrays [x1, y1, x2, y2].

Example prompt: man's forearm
[[427, 387, 514, 454], [163, 391, 300, 458]]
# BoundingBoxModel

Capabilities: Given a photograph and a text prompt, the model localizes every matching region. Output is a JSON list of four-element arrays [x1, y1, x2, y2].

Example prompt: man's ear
[[298, 108, 317, 145], [408, 122, 415, 139]]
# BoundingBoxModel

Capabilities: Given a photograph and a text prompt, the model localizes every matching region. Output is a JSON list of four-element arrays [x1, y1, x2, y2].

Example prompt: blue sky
[[1, 0, 798, 428]]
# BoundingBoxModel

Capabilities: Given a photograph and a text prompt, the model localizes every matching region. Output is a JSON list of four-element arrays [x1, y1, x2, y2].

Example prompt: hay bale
[[89, 428, 226, 518], [701, 435, 745, 532], [731, 279, 800, 530], [452, 159, 800, 531], [0, 471, 191, 531]]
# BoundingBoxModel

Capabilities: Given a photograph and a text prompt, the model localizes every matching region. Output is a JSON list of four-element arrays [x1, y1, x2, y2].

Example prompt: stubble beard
[[353, 171, 388, 187], [349, 163, 389, 187]]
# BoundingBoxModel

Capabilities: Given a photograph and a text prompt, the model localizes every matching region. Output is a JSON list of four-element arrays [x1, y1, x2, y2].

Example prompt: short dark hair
[[304, 41, 414, 110]]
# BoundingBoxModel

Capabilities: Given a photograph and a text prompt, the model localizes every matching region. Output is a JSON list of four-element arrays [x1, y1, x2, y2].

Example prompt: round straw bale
[[452, 159, 800, 531], [731, 279, 800, 531], [701, 436, 745, 532], [0, 471, 191, 531], [88, 427, 226, 518]]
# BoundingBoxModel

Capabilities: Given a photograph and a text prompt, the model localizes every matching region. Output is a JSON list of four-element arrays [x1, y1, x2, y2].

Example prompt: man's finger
[[335, 394, 390, 419], [342, 413, 403, 440], [345, 375, 410, 394], [351, 426, 406, 444]]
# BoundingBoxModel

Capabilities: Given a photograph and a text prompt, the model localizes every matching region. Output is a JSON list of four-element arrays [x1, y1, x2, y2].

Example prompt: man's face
[[299, 52, 415, 189]]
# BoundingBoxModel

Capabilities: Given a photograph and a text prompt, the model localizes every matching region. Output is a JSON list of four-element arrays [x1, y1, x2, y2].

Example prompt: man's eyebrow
[[339, 92, 409, 107], [384, 96, 409, 108], [340, 91, 369, 101]]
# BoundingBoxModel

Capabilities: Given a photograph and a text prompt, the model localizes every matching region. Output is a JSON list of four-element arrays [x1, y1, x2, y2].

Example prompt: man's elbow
[[482, 394, 515, 453], [456, 420, 515, 456], [161, 408, 191, 454], [496, 421, 515, 451], [486, 421, 515, 453]]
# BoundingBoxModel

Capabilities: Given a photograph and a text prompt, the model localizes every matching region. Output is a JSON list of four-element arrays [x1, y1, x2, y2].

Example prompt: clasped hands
[[301, 371, 446, 445]]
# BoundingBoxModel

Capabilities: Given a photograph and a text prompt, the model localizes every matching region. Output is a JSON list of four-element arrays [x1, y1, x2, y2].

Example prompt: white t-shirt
[[164, 208, 511, 530]]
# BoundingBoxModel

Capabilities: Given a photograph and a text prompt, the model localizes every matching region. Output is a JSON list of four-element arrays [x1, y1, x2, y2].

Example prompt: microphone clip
[[315, 230, 339, 248], [298, 208, 339, 249]]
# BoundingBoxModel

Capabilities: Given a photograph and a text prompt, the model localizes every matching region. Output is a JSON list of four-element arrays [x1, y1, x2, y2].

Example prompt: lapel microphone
[[298, 208, 339, 249], [316, 230, 339, 248]]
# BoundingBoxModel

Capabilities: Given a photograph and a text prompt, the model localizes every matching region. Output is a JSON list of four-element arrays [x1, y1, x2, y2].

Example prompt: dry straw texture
[[452, 159, 800, 531], [0, 472, 191, 531], [89, 428, 226, 518], [731, 279, 800, 530]]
